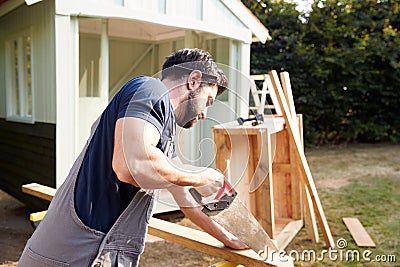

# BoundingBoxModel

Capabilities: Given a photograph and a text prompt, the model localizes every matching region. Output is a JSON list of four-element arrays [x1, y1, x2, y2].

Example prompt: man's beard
[[181, 118, 197, 129], [175, 89, 204, 129]]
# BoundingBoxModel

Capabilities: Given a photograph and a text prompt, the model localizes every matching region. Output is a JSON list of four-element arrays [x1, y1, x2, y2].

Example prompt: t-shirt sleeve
[[117, 78, 169, 135]]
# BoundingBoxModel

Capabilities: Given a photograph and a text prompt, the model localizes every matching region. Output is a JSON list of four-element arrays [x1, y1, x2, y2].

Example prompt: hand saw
[[190, 178, 293, 266]]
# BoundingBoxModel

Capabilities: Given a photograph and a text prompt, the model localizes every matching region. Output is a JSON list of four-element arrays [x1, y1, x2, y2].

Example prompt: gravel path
[[0, 190, 33, 266]]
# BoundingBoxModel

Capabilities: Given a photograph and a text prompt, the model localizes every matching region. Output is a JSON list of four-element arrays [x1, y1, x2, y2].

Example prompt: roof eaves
[[220, 0, 271, 43], [0, 0, 25, 17]]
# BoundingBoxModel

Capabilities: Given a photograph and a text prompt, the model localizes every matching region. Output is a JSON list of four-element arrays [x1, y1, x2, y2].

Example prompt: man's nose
[[202, 108, 208, 120], [206, 97, 214, 107]]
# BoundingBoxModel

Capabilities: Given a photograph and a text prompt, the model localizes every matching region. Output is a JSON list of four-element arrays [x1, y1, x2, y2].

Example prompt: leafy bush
[[242, 0, 400, 146]]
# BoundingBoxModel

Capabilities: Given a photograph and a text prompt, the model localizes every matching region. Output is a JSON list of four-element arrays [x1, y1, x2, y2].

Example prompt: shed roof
[[1, 0, 271, 43], [221, 0, 271, 43]]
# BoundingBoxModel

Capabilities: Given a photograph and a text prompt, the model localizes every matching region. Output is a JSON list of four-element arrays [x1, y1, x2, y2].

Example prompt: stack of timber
[[268, 70, 334, 248]]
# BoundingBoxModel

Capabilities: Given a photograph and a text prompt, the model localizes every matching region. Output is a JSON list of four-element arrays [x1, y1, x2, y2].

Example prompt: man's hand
[[193, 168, 224, 197], [168, 186, 249, 250], [211, 220, 250, 249]]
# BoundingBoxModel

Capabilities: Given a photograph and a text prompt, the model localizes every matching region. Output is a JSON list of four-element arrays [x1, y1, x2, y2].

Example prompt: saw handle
[[214, 179, 234, 200], [191, 171, 224, 197], [189, 187, 203, 204]]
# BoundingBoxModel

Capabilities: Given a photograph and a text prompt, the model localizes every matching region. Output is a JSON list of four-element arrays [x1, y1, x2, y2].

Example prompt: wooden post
[[252, 129, 274, 238], [269, 70, 335, 248]]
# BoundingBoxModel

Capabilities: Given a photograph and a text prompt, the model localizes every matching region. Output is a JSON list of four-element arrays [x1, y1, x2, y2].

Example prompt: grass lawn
[[140, 143, 399, 266], [287, 143, 399, 266]]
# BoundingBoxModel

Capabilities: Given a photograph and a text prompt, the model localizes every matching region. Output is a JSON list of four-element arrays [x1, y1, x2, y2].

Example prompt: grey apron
[[19, 114, 175, 267]]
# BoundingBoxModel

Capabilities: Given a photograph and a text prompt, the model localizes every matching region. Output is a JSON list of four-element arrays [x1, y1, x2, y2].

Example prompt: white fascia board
[[55, 0, 253, 43], [25, 0, 42, 6], [0, 0, 24, 17], [220, 0, 271, 43]]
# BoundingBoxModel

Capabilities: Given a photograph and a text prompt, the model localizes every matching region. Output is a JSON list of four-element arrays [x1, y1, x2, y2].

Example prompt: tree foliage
[[242, 0, 400, 146]]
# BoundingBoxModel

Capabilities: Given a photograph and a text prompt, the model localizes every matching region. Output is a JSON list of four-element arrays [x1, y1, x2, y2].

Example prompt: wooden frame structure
[[212, 115, 304, 250], [212, 70, 335, 250]]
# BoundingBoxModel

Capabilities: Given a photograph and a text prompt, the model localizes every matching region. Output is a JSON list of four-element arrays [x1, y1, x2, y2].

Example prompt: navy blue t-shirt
[[74, 76, 175, 233]]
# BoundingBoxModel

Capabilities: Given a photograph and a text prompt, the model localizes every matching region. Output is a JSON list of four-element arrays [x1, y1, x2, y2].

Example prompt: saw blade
[[211, 196, 278, 253], [210, 197, 294, 266]]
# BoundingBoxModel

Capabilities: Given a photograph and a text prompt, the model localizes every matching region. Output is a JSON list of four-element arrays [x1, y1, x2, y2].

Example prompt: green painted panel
[[0, 119, 56, 210]]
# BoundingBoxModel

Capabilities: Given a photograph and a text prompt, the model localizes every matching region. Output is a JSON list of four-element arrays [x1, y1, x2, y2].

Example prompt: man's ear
[[187, 70, 202, 90]]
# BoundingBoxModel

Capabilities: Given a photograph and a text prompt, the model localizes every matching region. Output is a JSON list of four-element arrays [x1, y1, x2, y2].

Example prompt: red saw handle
[[215, 179, 234, 200]]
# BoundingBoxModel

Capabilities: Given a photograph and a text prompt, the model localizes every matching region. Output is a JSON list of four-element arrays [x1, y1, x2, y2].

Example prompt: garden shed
[[0, 0, 270, 210]]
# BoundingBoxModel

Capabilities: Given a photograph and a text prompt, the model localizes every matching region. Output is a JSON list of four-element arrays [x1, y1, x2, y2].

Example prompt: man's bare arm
[[112, 117, 222, 190]]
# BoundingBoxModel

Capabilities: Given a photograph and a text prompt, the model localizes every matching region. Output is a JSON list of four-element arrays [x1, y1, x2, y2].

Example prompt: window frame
[[5, 28, 35, 124]]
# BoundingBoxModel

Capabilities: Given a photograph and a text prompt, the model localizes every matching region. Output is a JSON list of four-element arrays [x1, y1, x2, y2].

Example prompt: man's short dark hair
[[162, 48, 227, 96]]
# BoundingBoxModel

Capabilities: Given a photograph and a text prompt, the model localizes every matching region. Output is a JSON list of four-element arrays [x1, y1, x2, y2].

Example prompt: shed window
[[5, 29, 34, 123]]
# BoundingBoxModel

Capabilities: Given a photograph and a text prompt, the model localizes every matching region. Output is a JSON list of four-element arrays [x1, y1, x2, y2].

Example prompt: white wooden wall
[[0, 0, 56, 123]]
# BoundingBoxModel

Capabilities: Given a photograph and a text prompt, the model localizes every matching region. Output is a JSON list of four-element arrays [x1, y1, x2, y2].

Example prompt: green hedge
[[243, 0, 400, 146]]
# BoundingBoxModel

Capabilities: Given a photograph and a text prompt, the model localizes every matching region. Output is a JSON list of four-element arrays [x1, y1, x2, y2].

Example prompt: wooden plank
[[343, 217, 376, 247], [284, 172, 293, 218], [148, 217, 279, 267], [265, 75, 282, 115], [297, 114, 304, 146], [250, 78, 261, 111], [303, 185, 319, 244], [254, 173, 274, 237], [272, 171, 290, 219], [258, 74, 269, 114], [289, 119, 302, 221], [272, 163, 291, 174], [279, 72, 318, 243], [269, 70, 335, 248], [295, 114, 317, 242], [21, 183, 289, 266], [250, 105, 275, 110], [248, 135, 258, 217], [250, 74, 266, 81], [279, 72, 296, 120], [289, 149, 302, 220], [273, 130, 290, 164], [279, 72, 302, 221], [22, 183, 56, 201], [213, 128, 230, 174], [30, 210, 47, 222], [210, 260, 244, 267], [272, 129, 290, 220], [272, 171, 281, 219], [213, 117, 286, 136], [229, 134, 251, 210], [0, 119, 56, 139], [0, 119, 56, 210], [275, 219, 303, 250], [253, 130, 274, 238]]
